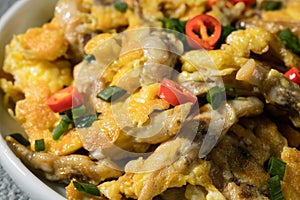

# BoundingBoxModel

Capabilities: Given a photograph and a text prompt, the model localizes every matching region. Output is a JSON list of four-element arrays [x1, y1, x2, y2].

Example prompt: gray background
[[1, 0, 31, 199]]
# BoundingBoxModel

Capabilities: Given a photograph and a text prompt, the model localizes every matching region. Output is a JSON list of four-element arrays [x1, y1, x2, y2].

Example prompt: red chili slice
[[207, 0, 219, 9], [285, 67, 300, 85], [185, 14, 222, 50], [46, 86, 83, 113], [158, 78, 197, 106], [229, 0, 256, 6]]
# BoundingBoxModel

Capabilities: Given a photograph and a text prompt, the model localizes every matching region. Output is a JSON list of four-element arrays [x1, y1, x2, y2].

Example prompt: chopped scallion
[[60, 104, 87, 122], [206, 86, 226, 110], [75, 114, 98, 128], [52, 120, 70, 140], [278, 29, 300, 57], [97, 86, 127, 102], [10, 133, 30, 146], [72, 104, 87, 120], [159, 18, 187, 33], [264, 1, 282, 11], [206, 85, 238, 109], [114, 1, 128, 13], [85, 54, 96, 63], [60, 113, 73, 123], [268, 175, 285, 200], [34, 139, 45, 152], [73, 181, 100, 196], [268, 157, 286, 180]]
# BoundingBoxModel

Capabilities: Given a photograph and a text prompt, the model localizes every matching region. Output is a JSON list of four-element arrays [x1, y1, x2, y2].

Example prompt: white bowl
[[0, 0, 66, 199]]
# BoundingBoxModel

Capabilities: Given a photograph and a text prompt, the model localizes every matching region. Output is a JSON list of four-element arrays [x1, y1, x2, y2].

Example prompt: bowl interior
[[0, 0, 66, 199]]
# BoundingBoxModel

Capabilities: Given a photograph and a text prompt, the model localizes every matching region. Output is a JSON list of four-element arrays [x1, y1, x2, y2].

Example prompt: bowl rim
[[0, 0, 66, 199]]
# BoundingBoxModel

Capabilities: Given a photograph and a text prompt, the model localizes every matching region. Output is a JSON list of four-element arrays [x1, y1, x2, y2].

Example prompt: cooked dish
[[1, 0, 300, 199]]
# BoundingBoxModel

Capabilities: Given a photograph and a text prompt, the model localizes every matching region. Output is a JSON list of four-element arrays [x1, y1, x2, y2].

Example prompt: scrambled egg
[[179, 26, 300, 85], [91, 6, 129, 30], [0, 19, 77, 155], [15, 81, 82, 155], [99, 157, 225, 200], [19, 19, 68, 61], [128, 83, 169, 126], [0, 20, 72, 102], [84, 33, 115, 55], [262, 0, 300, 21], [3, 1, 300, 200]]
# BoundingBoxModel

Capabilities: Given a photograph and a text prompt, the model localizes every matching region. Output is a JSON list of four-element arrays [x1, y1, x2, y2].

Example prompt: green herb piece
[[10, 133, 30, 146], [218, 25, 238, 45], [60, 104, 87, 123], [34, 139, 45, 152], [97, 86, 127, 102], [60, 113, 73, 124], [52, 120, 70, 140], [278, 29, 300, 57], [73, 181, 101, 196], [264, 1, 282, 11], [72, 104, 87, 120], [268, 157, 286, 180], [268, 175, 285, 200], [206, 85, 238, 109], [85, 54, 96, 63], [206, 86, 226, 110], [114, 0, 128, 13], [75, 114, 98, 128], [160, 18, 187, 33]]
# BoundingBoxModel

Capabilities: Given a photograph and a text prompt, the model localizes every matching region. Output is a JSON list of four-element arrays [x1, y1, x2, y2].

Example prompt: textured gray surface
[[0, 167, 30, 200], [0, 0, 31, 199]]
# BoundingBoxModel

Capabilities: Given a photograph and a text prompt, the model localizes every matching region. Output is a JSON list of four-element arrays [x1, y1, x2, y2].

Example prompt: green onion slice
[[52, 120, 70, 140], [75, 114, 98, 128], [264, 1, 282, 11], [73, 181, 101, 196], [278, 29, 300, 57], [206, 85, 238, 109], [60, 104, 87, 123], [97, 86, 127, 102], [85, 54, 96, 63], [268, 175, 285, 200], [10, 133, 30, 146], [60, 113, 73, 123], [34, 139, 45, 152], [114, 1, 128, 13], [72, 104, 87, 120], [268, 156, 286, 180], [206, 86, 226, 110], [159, 18, 187, 33]]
